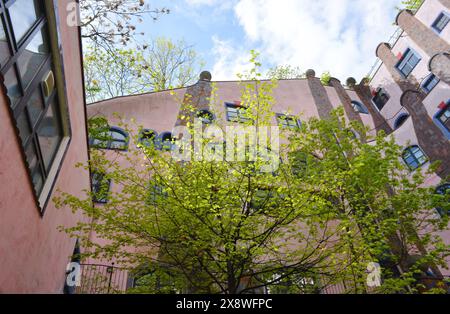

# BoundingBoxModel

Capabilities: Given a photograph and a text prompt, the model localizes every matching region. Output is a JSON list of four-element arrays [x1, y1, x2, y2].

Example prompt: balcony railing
[[75, 263, 129, 294]]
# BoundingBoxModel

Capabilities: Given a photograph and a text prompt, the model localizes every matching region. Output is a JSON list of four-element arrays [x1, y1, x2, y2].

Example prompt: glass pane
[[37, 101, 62, 171], [9, 0, 42, 43], [17, 26, 50, 88], [0, 16, 11, 66], [16, 109, 31, 143], [110, 130, 126, 141], [31, 167, 44, 194], [27, 87, 44, 126], [24, 142, 38, 172], [4, 66, 21, 105]]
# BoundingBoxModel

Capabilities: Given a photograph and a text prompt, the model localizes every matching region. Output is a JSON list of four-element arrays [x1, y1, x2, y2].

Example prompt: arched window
[[435, 183, 450, 217], [351, 101, 369, 114], [197, 109, 215, 124], [421, 74, 440, 93], [90, 126, 129, 151], [158, 132, 176, 151], [138, 129, 158, 148], [402, 145, 427, 170], [394, 113, 410, 129]]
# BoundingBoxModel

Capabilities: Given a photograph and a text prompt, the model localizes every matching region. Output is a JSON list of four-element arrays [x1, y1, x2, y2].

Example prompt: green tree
[[56, 53, 449, 294], [267, 65, 305, 80], [84, 38, 202, 103]]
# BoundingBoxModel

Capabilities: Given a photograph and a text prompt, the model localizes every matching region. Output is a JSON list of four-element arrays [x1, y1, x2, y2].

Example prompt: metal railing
[[76, 263, 129, 294]]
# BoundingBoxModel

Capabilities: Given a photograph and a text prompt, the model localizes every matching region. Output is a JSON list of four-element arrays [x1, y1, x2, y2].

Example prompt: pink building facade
[[0, 0, 90, 292], [0, 0, 448, 293]]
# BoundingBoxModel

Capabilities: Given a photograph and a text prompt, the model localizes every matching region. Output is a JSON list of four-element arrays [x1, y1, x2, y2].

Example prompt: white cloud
[[211, 36, 254, 81], [212, 0, 401, 81]]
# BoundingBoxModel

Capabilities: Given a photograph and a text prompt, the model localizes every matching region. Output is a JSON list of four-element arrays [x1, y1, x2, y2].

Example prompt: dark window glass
[[437, 105, 450, 132], [351, 101, 369, 114], [0, 15, 10, 66], [226, 103, 252, 123], [435, 183, 450, 217], [9, 0, 42, 43], [432, 12, 450, 33], [27, 87, 44, 126], [25, 143, 43, 194], [159, 132, 175, 151], [402, 146, 427, 170], [16, 109, 31, 143], [17, 26, 50, 88], [277, 114, 300, 129], [394, 113, 410, 129], [197, 109, 214, 124], [37, 101, 62, 170], [372, 88, 390, 111], [396, 49, 421, 77], [4, 66, 21, 105], [90, 127, 129, 151], [91, 172, 110, 204], [421, 74, 440, 93], [139, 129, 157, 148]]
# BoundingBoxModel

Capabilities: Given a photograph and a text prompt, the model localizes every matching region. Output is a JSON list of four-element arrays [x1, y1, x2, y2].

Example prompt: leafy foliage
[[56, 54, 449, 294]]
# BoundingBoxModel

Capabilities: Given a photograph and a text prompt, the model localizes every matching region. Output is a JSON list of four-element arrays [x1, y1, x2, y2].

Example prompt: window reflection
[[37, 100, 62, 170], [17, 26, 49, 88], [9, 0, 42, 43], [0, 16, 10, 66], [4, 66, 21, 105], [27, 87, 44, 127]]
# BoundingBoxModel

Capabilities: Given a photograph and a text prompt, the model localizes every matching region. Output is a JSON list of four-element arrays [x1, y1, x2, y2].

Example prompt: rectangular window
[[396, 48, 421, 77], [276, 114, 300, 129], [437, 105, 450, 132], [421, 74, 440, 93], [0, 1, 69, 208], [372, 88, 390, 111], [225, 103, 252, 123], [432, 12, 450, 33]]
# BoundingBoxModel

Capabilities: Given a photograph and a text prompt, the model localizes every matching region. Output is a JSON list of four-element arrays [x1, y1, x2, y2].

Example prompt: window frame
[[276, 113, 301, 129], [433, 101, 450, 139], [371, 87, 390, 111], [420, 73, 440, 94], [90, 126, 129, 151], [394, 113, 410, 129], [432, 11, 450, 34], [0, 0, 72, 214], [351, 101, 369, 114], [395, 48, 421, 78], [225, 102, 252, 124], [197, 109, 215, 124], [138, 129, 158, 148], [402, 145, 428, 171]]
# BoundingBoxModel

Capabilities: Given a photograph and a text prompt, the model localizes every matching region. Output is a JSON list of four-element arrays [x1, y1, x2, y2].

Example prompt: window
[[396, 48, 421, 77], [197, 109, 215, 124], [138, 129, 157, 148], [372, 88, 390, 111], [432, 12, 450, 33], [225, 103, 252, 123], [394, 113, 410, 129], [435, 184, 450, 217], [436, 103, 450, 132], [402, 146, 427, 170], [91, 172, 111, 204], [146, 184, 168, 205], [90, 127, 129, 151], [158, 132, 176, 151], [351, 101, 369, 114], [276, 114, 301, 129], [0, 0, 68, 200], [421, 74, 440, 93]]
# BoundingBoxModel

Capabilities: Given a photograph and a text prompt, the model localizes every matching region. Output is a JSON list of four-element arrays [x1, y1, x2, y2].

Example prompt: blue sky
[[136, 0, 404, 81]]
